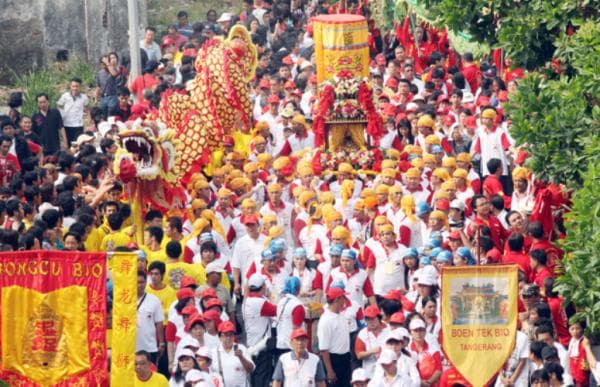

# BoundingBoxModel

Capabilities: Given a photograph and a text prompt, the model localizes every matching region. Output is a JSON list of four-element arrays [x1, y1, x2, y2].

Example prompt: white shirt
[[368, 369, 414, 387], [494, 330, 529, 387], [136, 292, 164, 352], [211, 343, 254, 387], [57, 92, 88, 127], [317, 307, 350, 354], [287, 131, 315, 153], [231, 233, 267, 286], [368, 241, 407, 295]]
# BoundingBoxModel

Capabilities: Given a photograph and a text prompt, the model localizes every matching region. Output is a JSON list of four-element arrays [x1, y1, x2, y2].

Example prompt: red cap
[[290, 329, 309, 341], [223, 135, 235, 147], [486, 249, 502, 263], [267, 94, 280, 104], [204, 297, 223, 310], [448, 230, 462, 240], [375, 53, 386, 65], [383, 289, 403, 302], [218, 320, 236, 334], [326, 287, 346, 301], [443, 114, 456, 127], [177, 287, 196, 301], [180, 276, 198, 289], [309, 74, 317, 84], [181, 305, 198, 316], [203, 309, 221, 323], [241, 213, 259, 225], [200, 287, 218, 300], [182, 48, 198, 57], [435, 198, 450, 211], [382, 103, 397, 118], [385, 77, 398, 89], [282, 56, 293, 65], [389, 312, 406, 324], [463, 116, 477, 129], [292, 89, 302, 97], [436, 106, 450, 116], [437, 94, 450, 103], [284, 80, 296, 89], [186, 314, 205, 331], [259, 78, 270, 89], [162, 37, 176, 47], [364, 305, 381, 319], [395, 113, 407, 125]]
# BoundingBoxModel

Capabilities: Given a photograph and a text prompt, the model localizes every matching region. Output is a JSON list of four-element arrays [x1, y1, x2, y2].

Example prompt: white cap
[[377, 349, 398, 364], [248, 273, 265, 288], [217, 12, 232, 22], [195, 346, 212, 360], [409, 318, 426, 330], [299, 61, 314, 70], [412, 94, 425, 102], [178, 336, 200, 351], [74, 133, 95, 146], [97, 122, 112, 137], [205, 261, 224, 274], [351, 368, 369, 383], [406, 102, 419, 111], [185, 369, 206, 382], [385, 327, 410, 342], [178, 348, 196, 360], [450, 199, 465, 211], [417, 273, 437, 286]]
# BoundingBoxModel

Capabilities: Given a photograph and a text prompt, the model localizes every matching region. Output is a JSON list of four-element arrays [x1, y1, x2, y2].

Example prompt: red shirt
[[532, 266, 553, 289], [483, 175, 504, 198], [547, 296, 570, 346], [468, 215, 509, 250], [439, 366, 472, 387], [502, 251, 532, 280], [0, 154, 21, 186], [530, 240, 564, 273]]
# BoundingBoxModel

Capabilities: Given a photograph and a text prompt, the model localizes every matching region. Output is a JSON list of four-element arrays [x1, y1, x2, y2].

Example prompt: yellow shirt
[[85, 227, 103, 252], [165, 262, 204, 289], [134, 372, 169, 387], [100, 231, 132, 252], [144, 248, 169, 265], [146, 283, 177, 322], [232, 130, 252, 158]]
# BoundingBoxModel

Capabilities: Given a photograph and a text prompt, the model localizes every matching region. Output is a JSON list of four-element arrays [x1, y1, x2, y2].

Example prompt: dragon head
[[114, 119, 180, 183]]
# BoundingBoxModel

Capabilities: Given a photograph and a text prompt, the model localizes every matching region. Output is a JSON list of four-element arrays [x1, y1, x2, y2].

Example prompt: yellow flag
[[2, 286, 89, 385], [110, 252, 138, 385], [441, 265, 518, 387]]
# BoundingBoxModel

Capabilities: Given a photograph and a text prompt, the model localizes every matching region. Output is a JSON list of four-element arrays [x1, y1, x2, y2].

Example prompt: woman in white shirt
[[211, 321, 255, 387], [170, 348, 201, 387]]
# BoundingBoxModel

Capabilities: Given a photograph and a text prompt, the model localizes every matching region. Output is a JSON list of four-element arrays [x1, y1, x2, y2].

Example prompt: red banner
[[0, 251, 108, 386]]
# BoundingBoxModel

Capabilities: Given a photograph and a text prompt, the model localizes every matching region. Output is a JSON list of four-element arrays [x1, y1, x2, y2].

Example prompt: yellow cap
[[262, 213, 277, 224], [379, 223, 394, 234], [512, 167, 529, 181], [250, 135, 266, 146], [430, 210, 447, 220], [255, 121, 270, 131], [442, 157, 457, 168], [453, 168, 468, 179], [406, 167, 421, 178], [360, 187, 376, 199], [375, 184, 390, 195], [332, 226, 350, 239], [241, 198, 256, 208], [192, 199, 207, 210], [389, 185, 402, 195], [481, 108, 497, 120], [441, 180, 457, 191], [267, 182, 282, 193], [417, 114, 435, 128], [212, 167, 225, 177], [257, 153, 272, 164], [432, 168, 450, 181], [411, 157, 424, 169], [217, 187, 234, 198], [381, 159, 398, 170], [425, 134, 441, 145], [386, 149, 401, 160], [297, 166, 313, 177], [381, 168, 396, 179], [423, 154, 436, 163], [243, 161, 259, 173], [298, 191, 317, 208], [456, 153, 471, 163], [319, 191, 335, 205], [273, 156, 291, 170]]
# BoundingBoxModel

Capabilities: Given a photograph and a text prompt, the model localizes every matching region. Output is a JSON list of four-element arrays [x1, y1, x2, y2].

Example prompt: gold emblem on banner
[[22, 302, 68, 369]]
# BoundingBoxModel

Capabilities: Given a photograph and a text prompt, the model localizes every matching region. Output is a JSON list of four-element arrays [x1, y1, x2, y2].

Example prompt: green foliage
[[506, 74, 595, 187], [554, 137, 600, 336], [61, 56, 97, 90], [13, 69, 60, 117], [421, 0, 599, 69], [507, 21, 600, 188]]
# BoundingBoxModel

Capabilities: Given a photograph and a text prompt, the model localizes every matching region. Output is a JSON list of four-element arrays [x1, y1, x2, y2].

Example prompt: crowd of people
[[2, 0, 600, 386]]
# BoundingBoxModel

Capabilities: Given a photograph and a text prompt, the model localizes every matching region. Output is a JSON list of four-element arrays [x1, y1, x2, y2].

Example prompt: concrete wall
[[0, 0, 147, 83]]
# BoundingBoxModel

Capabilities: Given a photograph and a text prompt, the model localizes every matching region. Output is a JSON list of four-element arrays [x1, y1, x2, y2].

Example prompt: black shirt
[[32, 108, 63, 155]]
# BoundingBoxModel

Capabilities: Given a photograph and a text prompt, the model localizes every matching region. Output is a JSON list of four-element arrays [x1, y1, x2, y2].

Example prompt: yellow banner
[[441, 265, 519, 387], [313, 14, 370, 84], [110, 252, 138, 386]]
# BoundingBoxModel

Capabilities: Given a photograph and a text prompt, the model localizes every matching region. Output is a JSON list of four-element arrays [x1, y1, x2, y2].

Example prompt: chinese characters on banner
[[110, 252, 138, 385], [313, 14, 370, 84], [0, 251, 107, 386], [441, 265, 519, 387]]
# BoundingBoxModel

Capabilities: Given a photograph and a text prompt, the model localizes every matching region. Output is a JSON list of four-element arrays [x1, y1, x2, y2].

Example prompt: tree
[[420, 0, 599, 70]]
